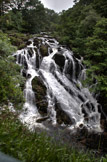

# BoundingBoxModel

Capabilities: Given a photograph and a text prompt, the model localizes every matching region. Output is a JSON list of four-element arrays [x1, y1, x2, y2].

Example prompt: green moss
[[19, 43, 26, 50], [40, 44, 48, 57], [32, 77, 48, 115], [7, 32, 32, 49]]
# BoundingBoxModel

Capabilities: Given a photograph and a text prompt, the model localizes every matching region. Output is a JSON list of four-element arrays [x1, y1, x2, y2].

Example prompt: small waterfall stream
[[13, 35, 102, 132]]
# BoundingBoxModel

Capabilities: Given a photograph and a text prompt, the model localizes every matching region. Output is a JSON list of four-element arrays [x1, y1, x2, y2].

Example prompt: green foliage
[[0, 32, 25, 109], [84, 18, 107, 109], [44, 8, 60, 32], [0, 0, 59, 34], [0, 31, 16, 57], [0, 0, 106, 160], [7, 32, 31, 49], [0, 11, 25, 32], [0, 109, 101, 162], [93, 0, 107, 17], [55, 0, 107, 112]]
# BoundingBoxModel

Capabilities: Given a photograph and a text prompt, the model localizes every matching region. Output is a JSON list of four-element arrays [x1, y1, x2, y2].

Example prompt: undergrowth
[[0, 108, 105, 162]]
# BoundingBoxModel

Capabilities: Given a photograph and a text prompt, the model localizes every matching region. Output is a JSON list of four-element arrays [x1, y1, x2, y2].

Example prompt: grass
[[0, 107, 106, 162]]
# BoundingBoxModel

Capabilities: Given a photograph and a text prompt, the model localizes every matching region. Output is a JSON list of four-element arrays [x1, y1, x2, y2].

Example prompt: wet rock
[[33, 38, 40, 47], [82, 106, 88, 118], [32, 76, 48, 115], [27, 74, 31, 79], [28, 48, 33, 57], [18, 54, 21, 64], [13, 54, 17, 59], [26, 40, 32, 46], [55, 102, 73, 125], [24, 58, 28, 69], [22, 69, 27, 77], [64, 60, 74, 80], [50, 62, 56, 73], [34, 48, 40, 69], [36, 116, 49, 123], [78, 95, 85, 102], [77, 127, 89, 137], [36, 52, 40, 68], [75, 125, 107, 153], [40, 32, 47, 35], [57, 47, 63, 52], [75, 60, 81, 79], [40, 44, 48, 57], [53, 53, 65, 72], [74, 53, 81, 60], [48, 39, 55, 43], [85, 132, 107, 152], [49, 47, 53, 54], [18, 54, 28, 69]]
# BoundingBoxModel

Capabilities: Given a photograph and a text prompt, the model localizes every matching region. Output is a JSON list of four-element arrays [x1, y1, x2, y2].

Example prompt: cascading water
[[13, 35, 102, 132]]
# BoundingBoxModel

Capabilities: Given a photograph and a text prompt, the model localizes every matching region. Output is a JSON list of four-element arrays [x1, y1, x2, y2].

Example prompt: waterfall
[[13, 35, 102, 132]]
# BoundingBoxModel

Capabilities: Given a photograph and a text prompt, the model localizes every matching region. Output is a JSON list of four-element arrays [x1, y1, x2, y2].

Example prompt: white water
[[14, 35, 102, 132]]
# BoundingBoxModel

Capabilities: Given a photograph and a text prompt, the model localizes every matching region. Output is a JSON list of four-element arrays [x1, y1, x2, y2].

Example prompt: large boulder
[[28, 48, 34, 57], [40, 44, 48, 57], [22, 69, 27, 78], [34, 48, 41, 69], [26, 40, 32, 46], [55, 102, 73, 125], [32, 76, 48, 115], [48, 39, 55, 43], [64, 60, 74, 81], [33, 38, 40, 47], [53, 53, 65, 72]]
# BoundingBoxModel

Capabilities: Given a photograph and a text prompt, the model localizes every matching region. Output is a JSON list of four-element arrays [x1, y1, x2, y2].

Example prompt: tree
[[22, 0, 47, 33], [93, 0, 107, 18], [0, 0, 10, 16], [84, 18, 107, 111], [44, 8, 59, 31]]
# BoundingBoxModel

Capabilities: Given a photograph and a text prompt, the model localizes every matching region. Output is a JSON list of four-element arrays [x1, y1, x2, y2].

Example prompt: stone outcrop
[[55, 102, 73, 125], [32, 76, 48, 115], [53, 53, 65, 72], [33, 38, 40, 47], [40, 44, 48, 57]]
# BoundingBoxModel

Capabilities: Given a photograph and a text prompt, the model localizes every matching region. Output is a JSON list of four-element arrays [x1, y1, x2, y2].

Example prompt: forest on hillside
[[0, 0, 107, 161], [55, 0, 107, 117], [0, 0, 107, 115], [0, 0, 59, 107]]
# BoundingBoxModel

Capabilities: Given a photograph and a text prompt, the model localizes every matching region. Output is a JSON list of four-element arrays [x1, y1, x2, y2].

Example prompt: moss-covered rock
[[19, 43, 26, 50], [26, 40, 32, 46], [55, 102, 73, 125], [32, 76, 48, 115], [33, 38, 40, 47], [40, 44, 48, 57], [8, 32, 31, 50]]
